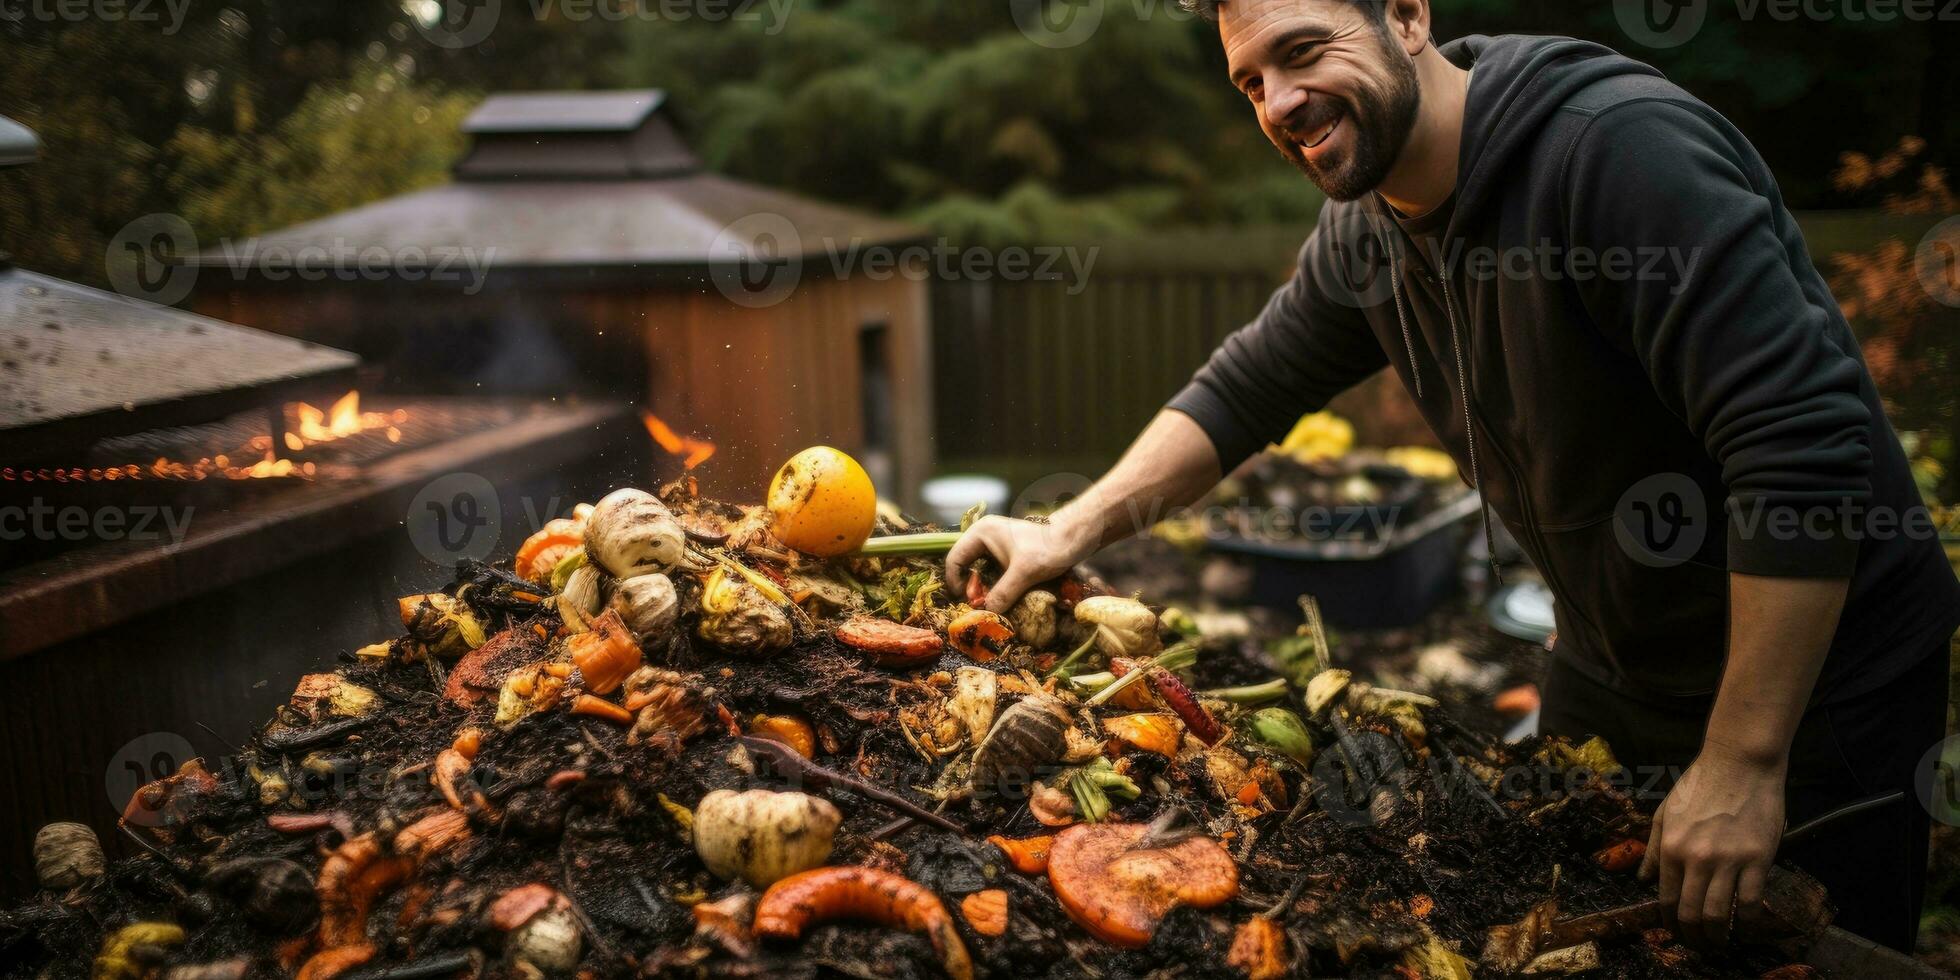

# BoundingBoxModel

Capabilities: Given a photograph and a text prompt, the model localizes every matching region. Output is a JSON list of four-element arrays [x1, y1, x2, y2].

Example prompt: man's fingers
[[985, 567, 1035, 614], [943, 524, 995, 590], [1701, 863, 1737, 946], [1657, 841, 1683, 933], [1736, 863, 1769, 911], [1639, 809, 1665, 881], [1674, 862, 1711, 945]]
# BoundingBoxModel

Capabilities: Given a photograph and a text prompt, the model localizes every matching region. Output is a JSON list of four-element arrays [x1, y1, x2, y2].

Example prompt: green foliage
[[169, 65, 476, 240]]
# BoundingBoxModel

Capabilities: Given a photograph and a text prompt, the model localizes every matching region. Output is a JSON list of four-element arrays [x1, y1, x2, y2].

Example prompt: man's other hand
[[944, 515, 1098, 614], [1641, 745, 1787, 947]]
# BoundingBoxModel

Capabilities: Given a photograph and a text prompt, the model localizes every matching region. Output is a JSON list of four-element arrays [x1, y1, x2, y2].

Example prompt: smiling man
[[946, 0, 1960, 952]]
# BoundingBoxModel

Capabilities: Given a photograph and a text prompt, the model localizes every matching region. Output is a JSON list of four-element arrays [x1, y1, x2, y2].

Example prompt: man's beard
[[1284, 40, 1422, 201]]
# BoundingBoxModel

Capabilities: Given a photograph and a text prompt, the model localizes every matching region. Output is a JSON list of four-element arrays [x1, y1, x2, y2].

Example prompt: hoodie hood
[[1438, 35, 1664, 232]]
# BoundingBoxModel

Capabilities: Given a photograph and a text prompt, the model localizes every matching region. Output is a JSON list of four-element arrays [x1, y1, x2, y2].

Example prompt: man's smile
[[1300, 112, 1344, 154]]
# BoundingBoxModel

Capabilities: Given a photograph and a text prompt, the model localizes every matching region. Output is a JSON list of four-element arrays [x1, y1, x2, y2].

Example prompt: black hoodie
[[1169, 35, 1960, 702]]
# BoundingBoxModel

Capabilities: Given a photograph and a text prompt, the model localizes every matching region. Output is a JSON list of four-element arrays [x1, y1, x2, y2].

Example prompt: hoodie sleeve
[[1165, 208, 1389, 472], [1563, 99, 1872, 577]]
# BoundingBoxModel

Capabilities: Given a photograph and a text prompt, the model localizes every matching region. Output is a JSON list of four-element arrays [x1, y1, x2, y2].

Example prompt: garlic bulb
[[693, 789, 841, 887], [1008, 590, 1059, 650], [584, 488, 685, 580], [609, 573, 678, 640], [34, 822, 104, 890], [509, 901, 582, 975], [559, 564, 605, 618]]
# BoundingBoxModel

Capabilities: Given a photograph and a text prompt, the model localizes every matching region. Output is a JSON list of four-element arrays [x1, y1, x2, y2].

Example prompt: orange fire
[[1, 390, 406, 483], [641, 411, 716, 469]]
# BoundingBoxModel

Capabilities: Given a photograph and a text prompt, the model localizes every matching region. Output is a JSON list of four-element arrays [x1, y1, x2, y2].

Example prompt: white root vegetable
[[695, 568, 792, 655], [693, 789, 841, 887], [609, 573, 678, 640], [34, 822, 105, 890], [1073, 596, 1160, 660], [584, 488, 686, 580]]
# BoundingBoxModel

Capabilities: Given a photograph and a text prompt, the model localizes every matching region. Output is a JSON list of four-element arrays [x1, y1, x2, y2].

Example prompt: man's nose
[[1265, 86, 1312, 135]]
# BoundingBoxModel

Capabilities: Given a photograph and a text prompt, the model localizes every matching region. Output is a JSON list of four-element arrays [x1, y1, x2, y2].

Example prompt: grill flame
[[641, 411, 716, 469], [1, 390, 407, 483]]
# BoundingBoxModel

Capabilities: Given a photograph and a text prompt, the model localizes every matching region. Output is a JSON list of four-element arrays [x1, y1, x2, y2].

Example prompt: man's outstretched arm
[[945, 409, 1222, 613], [1641, 573, 1848, 946]]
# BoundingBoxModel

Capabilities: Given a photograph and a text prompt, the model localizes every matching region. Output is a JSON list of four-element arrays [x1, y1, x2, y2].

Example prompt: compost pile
[[1, 478, 1821, 979]]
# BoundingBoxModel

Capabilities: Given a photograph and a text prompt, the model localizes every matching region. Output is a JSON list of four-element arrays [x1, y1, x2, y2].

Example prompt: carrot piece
[[986, 834, 1055, 875], [750, 714, 817, 758], [566, 609, 640, 695], [755, 866, 973, 980], [570, 694, 635, 726], [1593, 838, 1645, 873], [514, 517, 583, 582], [947, 609, 1014, 662], [834, 617, 945, 668], [960, 889, 1009, 937], [1227, 917, 1288, 980], [1493, 684, 1541, 717], [1102, 714, 1183, 758]]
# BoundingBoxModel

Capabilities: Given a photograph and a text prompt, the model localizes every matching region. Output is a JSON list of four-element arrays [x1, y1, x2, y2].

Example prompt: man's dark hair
[[1178, 0, 1389, 23]]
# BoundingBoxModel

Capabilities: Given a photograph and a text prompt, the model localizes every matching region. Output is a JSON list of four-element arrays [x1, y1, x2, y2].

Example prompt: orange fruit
[[766, 446, 876, 557]]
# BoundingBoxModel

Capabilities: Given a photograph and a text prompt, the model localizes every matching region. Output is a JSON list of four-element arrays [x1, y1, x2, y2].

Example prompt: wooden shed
[[188, 90, 935, 502]]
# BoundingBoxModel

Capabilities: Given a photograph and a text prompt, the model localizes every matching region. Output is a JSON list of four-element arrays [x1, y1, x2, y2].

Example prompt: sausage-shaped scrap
[[755, 866, 972, 980]]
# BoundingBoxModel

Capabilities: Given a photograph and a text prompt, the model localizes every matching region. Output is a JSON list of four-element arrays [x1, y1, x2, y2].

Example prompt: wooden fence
[[928, 226, 1438, 483]]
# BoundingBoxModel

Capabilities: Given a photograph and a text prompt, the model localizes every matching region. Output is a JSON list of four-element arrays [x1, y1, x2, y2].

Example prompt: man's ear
[[1383, 0, 1431, 56]]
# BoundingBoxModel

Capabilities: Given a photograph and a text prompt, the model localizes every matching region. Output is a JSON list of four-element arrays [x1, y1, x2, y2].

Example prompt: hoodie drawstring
[[1385, 226, 1502, 581]]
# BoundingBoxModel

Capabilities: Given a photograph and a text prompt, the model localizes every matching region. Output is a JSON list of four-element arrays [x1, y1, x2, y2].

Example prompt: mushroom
[[1045, 821, 1239, 948]]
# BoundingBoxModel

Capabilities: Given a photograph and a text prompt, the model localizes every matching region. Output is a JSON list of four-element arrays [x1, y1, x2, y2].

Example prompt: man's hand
[[944, 515, 1097, 614], [1641, 745, 1787, 946], [943, 410, 1225, 614]]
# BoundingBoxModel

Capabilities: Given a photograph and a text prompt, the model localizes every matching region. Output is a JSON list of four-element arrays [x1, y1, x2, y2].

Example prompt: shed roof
[[192, 90, 925, 274], [463, 89, 667, 134], [186, 173, 925, 271]]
